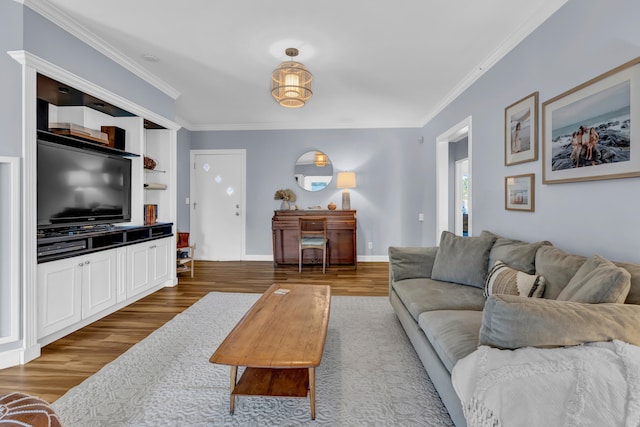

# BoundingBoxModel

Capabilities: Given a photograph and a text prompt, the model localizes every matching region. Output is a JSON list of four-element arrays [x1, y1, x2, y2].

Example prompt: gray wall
[[419, 0, 640, 263], [188, 128, 424, 257], [0, 1, 24, 157], [176, 128, 192, 232]]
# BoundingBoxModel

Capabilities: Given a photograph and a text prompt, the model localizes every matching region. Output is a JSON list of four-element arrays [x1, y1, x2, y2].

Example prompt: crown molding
[[19, 0, 181, 100], [419, 0, 568, 127], [183, 119, 423, 132]]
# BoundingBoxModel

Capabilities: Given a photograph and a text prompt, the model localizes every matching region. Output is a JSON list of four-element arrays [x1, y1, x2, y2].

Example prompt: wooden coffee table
[[210, 283, 331, 419]]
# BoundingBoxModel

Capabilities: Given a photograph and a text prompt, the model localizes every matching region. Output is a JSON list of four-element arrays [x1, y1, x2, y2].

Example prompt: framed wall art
[[505, 173, 534, 212], [542, 57, 640, 184], [505, 92, 538, 166]]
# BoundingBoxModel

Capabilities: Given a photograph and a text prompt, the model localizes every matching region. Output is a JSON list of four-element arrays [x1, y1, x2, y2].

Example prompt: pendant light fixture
[[313, 151, 328, 167], [271, 48, 313, 108]]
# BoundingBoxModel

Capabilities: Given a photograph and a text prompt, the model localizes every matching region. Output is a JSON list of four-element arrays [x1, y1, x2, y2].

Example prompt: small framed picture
[[542, 57, 640, 184], [505, 92, 538, 166], [505, 173, 534, 212]]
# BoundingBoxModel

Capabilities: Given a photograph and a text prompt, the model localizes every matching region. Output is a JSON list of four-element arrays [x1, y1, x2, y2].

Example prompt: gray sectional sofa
[[388, 231, 640, 427]]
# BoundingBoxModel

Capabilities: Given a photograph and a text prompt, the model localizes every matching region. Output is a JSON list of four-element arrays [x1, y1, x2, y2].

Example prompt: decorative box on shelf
[[49, 122, 109, 145]]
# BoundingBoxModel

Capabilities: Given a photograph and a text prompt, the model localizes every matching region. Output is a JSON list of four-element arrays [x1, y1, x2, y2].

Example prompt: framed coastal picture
[[505, 174, 534, 212], [542, 57, 640, 184], [505, 92, 538, 166]]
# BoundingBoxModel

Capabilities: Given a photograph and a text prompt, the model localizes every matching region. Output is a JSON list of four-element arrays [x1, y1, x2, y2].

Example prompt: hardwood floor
[[0, 261, 389, 403]]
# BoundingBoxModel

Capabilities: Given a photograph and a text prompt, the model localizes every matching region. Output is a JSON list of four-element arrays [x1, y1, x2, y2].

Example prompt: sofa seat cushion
[[418, 310, 483, 373], [392, 278, 486, 321]]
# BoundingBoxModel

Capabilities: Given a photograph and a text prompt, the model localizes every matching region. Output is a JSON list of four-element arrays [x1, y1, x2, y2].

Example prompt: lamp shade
[[336, 172, 356, 189], [271, 48, 313, 108]]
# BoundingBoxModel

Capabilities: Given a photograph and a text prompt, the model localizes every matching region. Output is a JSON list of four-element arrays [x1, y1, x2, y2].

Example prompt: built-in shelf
[[36, 130, 140, 157], [144, 183, 167, 190], [37, 222, 173, 263]]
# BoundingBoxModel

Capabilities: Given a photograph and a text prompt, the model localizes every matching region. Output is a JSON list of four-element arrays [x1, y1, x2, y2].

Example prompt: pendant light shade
[[271, 48, 313, 108], [314, 151, 328, 167]]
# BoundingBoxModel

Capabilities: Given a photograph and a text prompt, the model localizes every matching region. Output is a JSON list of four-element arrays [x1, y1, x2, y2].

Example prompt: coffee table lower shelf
[[233, 367, 309, 397], [229, 366, 317, 418]]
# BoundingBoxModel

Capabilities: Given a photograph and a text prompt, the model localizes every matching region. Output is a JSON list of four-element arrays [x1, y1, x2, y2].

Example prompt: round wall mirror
[[294, 150, 333, 191]]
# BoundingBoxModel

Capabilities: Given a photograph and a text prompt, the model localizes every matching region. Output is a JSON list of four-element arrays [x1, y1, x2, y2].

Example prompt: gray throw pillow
[[431, 231, 497, 288], [557, 255, 631, 303], [388, 246, 437, 281], [488, 236, 552, 274], [480, 294, 640, 349]]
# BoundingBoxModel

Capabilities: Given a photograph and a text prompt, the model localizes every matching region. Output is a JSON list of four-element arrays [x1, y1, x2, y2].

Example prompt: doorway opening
[[455, 158, 469, 236], [436, 117, 472, 241]]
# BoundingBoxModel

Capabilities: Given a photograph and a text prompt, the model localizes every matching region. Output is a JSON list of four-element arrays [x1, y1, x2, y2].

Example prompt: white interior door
[[190, 150, 246, 260]]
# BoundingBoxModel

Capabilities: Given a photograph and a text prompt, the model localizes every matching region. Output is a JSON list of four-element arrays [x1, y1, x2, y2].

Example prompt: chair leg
[[299, 246, 302, 273], [322, 246, 326, 274]]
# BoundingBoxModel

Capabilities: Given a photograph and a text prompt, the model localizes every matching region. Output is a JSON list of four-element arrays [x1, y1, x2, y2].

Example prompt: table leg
[[309, 367, 316, 420], [229, 366, 238, 414]]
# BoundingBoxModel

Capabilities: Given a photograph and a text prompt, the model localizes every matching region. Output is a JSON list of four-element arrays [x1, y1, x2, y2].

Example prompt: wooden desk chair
[[298, 217, 329, 273]]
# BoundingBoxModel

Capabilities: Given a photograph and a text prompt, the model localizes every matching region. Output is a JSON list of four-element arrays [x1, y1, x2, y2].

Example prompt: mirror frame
[[293, 150, 334, 192]]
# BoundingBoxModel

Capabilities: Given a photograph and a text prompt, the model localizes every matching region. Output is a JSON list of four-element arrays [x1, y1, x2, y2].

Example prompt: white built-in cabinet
[[3, 50, 180, 368], [37, 249, 117, 339]]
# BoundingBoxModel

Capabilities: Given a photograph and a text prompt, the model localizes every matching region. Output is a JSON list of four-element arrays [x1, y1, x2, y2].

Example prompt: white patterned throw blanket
[[452, 340, 640, 427]]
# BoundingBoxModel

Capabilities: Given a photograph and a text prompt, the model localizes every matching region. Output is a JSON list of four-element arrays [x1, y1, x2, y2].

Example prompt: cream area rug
[[52, 292, 453, 426]]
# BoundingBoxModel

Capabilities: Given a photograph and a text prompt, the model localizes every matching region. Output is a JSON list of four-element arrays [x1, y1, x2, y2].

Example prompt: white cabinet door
[[82, 250, 118, 319], [126, 237, 172, 299], [150, 237, 171, 285], [126, 242, 152, 299], [37, 257, 82, 338]]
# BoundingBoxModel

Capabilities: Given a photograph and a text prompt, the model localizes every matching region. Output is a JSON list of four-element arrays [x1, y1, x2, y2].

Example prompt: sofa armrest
[[388, 246, 438, 283], [480, 294, 640, 349]]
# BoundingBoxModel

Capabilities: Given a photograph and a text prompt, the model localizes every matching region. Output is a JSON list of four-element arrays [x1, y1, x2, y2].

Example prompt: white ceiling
[[37, 0, 567, 131]]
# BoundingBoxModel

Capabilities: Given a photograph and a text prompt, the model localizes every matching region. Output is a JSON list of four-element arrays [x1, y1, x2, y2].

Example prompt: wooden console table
[[272, 210, 357, 268]]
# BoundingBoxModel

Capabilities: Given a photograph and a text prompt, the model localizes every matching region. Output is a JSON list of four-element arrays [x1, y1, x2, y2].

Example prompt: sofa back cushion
[[535, 245, 640, 305], [388, 246, 437, 281], [479, 294, 640, 349], [431, 231, 497, 289], [535, 246, 587, 299], [614, 261, 640, 305], [488, 236, 552, 274], [556, 255, 631, 304]]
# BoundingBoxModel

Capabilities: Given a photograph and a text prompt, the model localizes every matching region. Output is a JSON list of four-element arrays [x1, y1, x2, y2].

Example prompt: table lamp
[[336, 172, 356, 210]]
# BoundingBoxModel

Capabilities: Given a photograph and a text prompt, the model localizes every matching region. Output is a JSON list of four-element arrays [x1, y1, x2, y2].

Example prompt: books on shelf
[[144, 204, 157, 225]]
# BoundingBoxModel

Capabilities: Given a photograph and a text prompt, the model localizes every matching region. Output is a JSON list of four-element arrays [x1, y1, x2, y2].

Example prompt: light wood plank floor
[[0, 261, 389, 403]]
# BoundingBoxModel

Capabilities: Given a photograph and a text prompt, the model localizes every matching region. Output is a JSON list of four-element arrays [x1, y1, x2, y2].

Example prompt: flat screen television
[[37, 139, 132, 230]]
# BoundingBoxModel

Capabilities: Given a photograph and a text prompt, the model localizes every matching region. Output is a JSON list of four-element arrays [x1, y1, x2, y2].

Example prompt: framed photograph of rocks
[[542, 57, 640, 184], [505, 173, 534, 212], [505, 92, 538, 166]]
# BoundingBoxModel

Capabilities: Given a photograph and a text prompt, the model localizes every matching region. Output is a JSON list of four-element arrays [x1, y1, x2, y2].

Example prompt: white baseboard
[[358, 255, 389, 262]]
